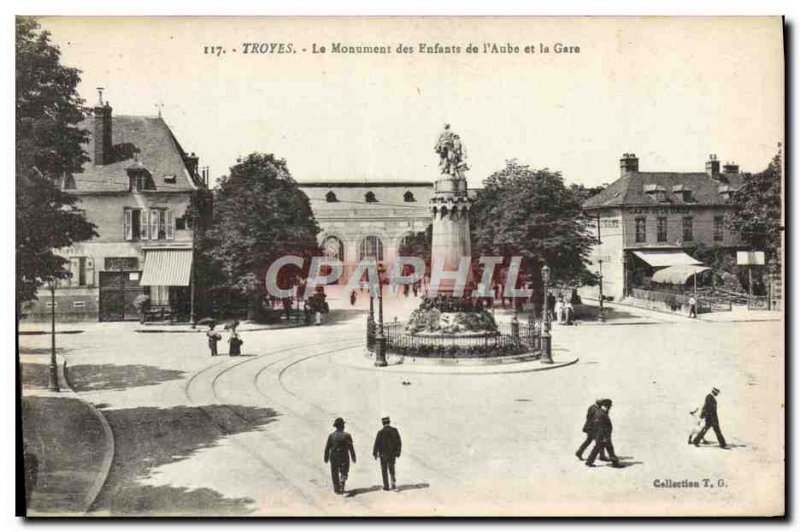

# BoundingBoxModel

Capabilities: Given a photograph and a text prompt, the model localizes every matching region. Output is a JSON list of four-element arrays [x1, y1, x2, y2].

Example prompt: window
[[68, 257, 94, 287], [635, 217, 646, 243], [359, 235, 384, 261], [403, 191, 416, 202], [365, 191, 377, 203], [131, 209, 141, 240], [63, 175, 76, 190], [657, 217, 668, 243], [714, 215, 724, 242], [325, 191, 338, 202], [682, 217, 694, 242]]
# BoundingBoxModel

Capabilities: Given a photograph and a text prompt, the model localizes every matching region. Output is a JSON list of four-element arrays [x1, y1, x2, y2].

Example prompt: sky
[[38, 16, 784, 190]]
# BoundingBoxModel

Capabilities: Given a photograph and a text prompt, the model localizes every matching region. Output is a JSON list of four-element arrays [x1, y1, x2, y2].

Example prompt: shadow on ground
[[20, 363, 52, 389], [91, 404, 278, 516], [22, 396, 107, 514], [67, 364, 186, 392]]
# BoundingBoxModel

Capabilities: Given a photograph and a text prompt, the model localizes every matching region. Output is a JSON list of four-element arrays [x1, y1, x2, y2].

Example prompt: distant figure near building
[[576, 399, 609, 461], [692, 387, 727, 448], [350, 289, 357, 306], [586, 399, 621, 467], [372, 416, 402, 491], [324, 417, 357, 494], [688, 295, 698, 318], [206, 324, 221, 357]]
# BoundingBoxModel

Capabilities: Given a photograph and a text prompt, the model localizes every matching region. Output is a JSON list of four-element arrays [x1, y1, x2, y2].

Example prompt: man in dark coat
[[575, 399, 609, 461], [324, 417, 357, 493], [692, 387, 727, 448], [373, 416, 402, 491], [586, 399, 621, 467]]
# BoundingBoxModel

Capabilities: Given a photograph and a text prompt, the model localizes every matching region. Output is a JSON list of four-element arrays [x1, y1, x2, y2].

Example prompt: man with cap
[[586, 399, 621, 467], [575, 399, 609, 461], [692, 387, 727, 448], [372, 416, 402, 491], [324, 417, 357, 494]]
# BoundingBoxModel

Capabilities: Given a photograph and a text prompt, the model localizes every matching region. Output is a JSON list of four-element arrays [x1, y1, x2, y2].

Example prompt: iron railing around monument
[[373, 320, 543, 359]]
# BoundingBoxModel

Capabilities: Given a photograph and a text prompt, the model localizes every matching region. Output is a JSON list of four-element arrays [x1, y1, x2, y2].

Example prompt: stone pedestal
[[430, 174, 472, 295]]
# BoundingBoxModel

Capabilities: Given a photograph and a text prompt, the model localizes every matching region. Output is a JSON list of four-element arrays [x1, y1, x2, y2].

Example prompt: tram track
[[182, 337, 359, 514]]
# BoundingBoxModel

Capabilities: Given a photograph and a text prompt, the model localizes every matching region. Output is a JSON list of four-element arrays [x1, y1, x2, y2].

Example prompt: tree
[[16, 17, 96, 308], [728, 148, 783, 261], [471, 160, 597, 289], [205, 153, 320, 313]]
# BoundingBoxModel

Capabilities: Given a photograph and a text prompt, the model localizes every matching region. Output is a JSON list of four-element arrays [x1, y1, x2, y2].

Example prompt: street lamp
[[48, 282, 60, 392], [366, 281, 375, 351], [597, 259, 606, 322], [374, 261, 388, 367], [540, 264, 553, 364]]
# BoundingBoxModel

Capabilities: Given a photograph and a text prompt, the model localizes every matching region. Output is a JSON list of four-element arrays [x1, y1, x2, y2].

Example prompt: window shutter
[[166, 210, 175, 239], [150, 210, 159, 240], [124, 209, 133, 240], [140, 209, 149, 240], [85, 258, 95, 286], [69, 257, 80, 287]]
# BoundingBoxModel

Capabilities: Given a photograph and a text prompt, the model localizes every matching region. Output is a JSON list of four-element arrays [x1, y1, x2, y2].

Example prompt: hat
[[333, 417, 345, 428], [601, 398, 613, 408], [595, 399, 604, 405], [381, 416, 391, 425], [712, 387, 720, 394]]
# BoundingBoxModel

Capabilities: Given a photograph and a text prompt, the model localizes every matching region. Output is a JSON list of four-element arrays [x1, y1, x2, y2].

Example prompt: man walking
[[324, 417, 357, 493], [576, 399, 609, 461], [586, 399, 621, 467], [688, 295, 698, 318], [372, 416, 402, 491], [692, 387, 727, 448]]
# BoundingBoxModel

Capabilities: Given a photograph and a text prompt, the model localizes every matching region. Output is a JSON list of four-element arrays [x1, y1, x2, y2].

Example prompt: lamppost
[[48, 282, 60, 392], [374, 262, 388, 367], [540, 264, 553, 364], [366, 286, 375, 351], [597, 259, 606, 322]]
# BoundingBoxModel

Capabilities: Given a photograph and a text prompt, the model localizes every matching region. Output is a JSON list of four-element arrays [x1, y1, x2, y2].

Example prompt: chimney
[[705, 154, 720, 178], [722, 161, 739, 174], [93, 88, 113, 166], [185, 152, 199, 177], [620, 153, 639, 176]]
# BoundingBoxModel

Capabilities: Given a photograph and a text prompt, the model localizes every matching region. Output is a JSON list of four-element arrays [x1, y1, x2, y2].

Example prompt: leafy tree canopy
[[471, 160, 597, 287], [205, 153, 321, 297], [16, 17, 96, 305], [728, 148, 783, 260]]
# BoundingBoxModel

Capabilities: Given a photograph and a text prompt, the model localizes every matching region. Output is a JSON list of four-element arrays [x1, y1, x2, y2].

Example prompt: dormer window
[[403, 191, 416, 202], [127, 161, 155, 191], [325, 191, 338, 203], [163, 174, 176, 184], [365, 191, 377, 203], [672, 184, 694, 203], [643, 184, 667, 203], [718, 184, 731, 200]]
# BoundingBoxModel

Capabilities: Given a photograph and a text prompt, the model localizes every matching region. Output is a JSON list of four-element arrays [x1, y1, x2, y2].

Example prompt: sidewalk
[[20, 354, 114, 515]]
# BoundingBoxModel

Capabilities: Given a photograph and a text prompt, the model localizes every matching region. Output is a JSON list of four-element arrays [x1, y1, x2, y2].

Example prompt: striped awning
[[633, 250, 703, 268], [651, 264, 711, 285], [140, 249, 193, 286]]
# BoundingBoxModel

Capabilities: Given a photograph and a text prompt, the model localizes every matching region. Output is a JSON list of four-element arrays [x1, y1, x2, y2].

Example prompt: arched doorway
[[322, 235, 344, 261], [359, 235, 384, 262]]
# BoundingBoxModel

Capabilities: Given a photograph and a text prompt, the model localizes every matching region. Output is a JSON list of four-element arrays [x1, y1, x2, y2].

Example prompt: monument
[[430, 123, 472, 296]]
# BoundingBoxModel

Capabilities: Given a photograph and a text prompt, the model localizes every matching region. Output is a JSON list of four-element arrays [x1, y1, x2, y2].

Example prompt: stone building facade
[[23, 100, 207, 322], [581, 153, 745, 302], [297, 181, 434, 283]]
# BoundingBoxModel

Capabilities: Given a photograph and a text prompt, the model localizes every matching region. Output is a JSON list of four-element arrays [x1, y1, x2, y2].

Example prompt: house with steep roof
[[581, 153, 745, 302], [23, 97, 207, 322]]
